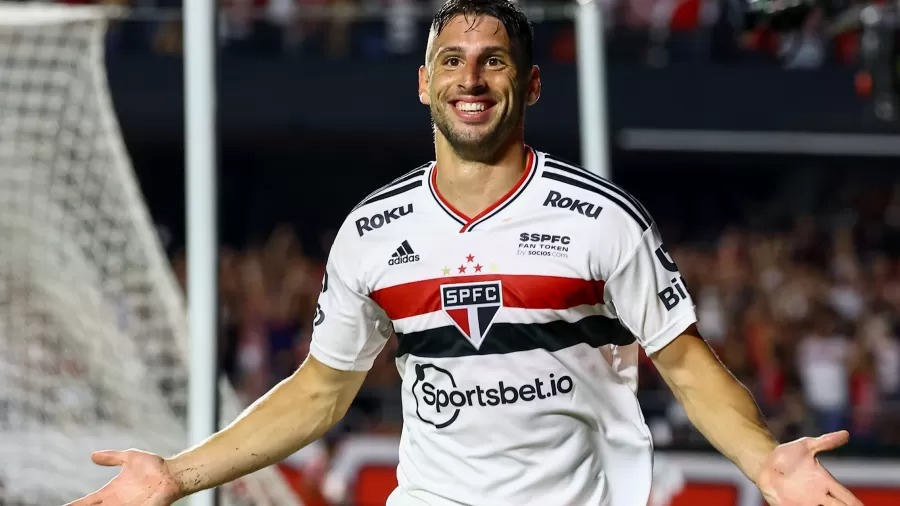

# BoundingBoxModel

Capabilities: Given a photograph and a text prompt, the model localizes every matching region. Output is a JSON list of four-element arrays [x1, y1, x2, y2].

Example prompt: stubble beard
[[431, 102, 519, 163]]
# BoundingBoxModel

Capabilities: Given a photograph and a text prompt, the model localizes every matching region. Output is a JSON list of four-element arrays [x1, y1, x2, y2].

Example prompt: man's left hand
[[755, 430, 863, 506]]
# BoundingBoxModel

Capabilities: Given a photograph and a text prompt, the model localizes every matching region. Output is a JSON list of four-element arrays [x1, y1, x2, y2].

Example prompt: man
[[67, 1, 863, 505]]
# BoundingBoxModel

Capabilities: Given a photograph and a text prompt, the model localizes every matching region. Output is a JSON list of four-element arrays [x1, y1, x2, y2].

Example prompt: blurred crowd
[[643, 189, 900, 453], [160, 175, 900, 456], [168, 224, 408, 437], [18, 0, 865, 69]]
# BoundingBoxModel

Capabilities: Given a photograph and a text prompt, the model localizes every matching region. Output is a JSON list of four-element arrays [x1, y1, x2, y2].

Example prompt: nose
[[459, 62, 487, 93]]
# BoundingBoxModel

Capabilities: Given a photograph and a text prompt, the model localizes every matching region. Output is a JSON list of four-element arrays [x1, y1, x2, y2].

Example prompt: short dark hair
[[429, 0, 534, 68]]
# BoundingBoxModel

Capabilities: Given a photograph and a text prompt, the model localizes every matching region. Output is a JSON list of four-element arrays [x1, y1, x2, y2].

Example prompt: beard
[[430, 101, 521, 162]]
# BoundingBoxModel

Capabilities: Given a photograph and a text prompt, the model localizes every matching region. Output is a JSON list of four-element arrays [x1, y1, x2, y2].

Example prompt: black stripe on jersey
[[544, 157, 653, 225], [352, 165, 428, 212], [357, 180, 422, 210], [395, 315, 636, 358], [542, 171, 649, 231]]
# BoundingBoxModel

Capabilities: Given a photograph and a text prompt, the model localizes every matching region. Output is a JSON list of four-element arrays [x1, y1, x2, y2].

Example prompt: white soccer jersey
[[310, 147, 698, 506]]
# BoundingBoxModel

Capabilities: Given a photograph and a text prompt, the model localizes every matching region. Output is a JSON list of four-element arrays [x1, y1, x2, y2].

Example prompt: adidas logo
[[388, 240, 420, 266]]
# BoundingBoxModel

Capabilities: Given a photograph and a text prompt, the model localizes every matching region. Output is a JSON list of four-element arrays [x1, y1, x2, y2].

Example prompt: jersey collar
[[428, 146, 537, 233]]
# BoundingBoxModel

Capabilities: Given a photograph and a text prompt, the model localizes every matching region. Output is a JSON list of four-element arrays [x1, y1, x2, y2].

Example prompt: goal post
[[0, 3, 300, 504], [183, 0, 219, 504]]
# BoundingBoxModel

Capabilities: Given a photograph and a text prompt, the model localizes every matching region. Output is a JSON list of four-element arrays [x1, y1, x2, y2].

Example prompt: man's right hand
[[64, 449, 183, 506], [63, 356, 368, 505]]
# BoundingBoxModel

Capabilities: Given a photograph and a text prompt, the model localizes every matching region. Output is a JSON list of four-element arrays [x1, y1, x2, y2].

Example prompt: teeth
[[456, 102, 486, 112]]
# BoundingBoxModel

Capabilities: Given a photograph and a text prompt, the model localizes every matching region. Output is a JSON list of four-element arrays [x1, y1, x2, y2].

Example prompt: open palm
[[64, 449, 182, 506], [756, 431, 863, 506]]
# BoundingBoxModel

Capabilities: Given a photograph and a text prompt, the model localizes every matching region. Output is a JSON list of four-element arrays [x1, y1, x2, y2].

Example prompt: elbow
[[284, 356, 367, 436], [289, 378, 351, 432], [660, 370, 692, 404], [326, 393, 353, 427], [302, 376, 358, 432], [270, 384, 347, 443]]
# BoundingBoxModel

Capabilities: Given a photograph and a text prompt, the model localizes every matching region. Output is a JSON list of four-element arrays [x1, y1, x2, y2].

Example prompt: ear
[[526, 65, 541, 106], [418, 65, 431, 105]]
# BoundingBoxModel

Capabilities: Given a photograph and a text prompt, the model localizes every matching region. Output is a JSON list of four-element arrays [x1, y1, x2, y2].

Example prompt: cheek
[[506, 83, 525, 105], [429, 80, 450, 101], [500, 75, 522, 96]]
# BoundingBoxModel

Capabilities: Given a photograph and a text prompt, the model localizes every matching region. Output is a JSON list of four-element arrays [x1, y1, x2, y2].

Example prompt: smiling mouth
[[450, 99, 496, 121]]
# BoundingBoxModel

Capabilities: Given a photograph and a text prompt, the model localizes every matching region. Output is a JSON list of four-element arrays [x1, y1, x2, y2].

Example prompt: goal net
[[0, 3, 301, 505]]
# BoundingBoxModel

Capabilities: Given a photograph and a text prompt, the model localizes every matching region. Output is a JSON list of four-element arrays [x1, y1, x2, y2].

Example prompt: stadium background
[[4, 0, 900, 504]]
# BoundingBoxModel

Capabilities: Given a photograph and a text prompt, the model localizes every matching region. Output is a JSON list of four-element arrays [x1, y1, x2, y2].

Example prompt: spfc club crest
[[440, 280, 502, 349]]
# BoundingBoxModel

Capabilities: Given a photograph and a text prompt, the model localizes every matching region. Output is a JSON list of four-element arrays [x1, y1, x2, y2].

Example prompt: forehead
[[431, 14, 512, 53]]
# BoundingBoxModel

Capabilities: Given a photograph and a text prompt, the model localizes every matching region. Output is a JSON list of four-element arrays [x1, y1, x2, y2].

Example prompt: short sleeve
[[603, 224, 698, 355], [308, 234, 392, 371]]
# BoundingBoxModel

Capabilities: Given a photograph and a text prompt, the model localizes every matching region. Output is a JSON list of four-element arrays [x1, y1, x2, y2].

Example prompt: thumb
[[91, 450, 126, 467], [807, 430, 850, 454]]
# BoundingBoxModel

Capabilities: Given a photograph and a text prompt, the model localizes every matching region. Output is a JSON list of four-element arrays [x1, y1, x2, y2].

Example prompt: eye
[[486, 56, 505, 67], [444, 56, 462, 67]]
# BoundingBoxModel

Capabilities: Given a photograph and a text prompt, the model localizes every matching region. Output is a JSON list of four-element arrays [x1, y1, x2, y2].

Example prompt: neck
[[433, 134, 529, 219]]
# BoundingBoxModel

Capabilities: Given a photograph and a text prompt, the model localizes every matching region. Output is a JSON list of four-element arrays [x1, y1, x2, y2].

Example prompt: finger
[[825, 477, 864, 506], [63, 494, 105, 506], [821, 495, 850, 506], [807, 430, 850, 453], [91, 449, 125, 466], [812, 461, 864, 506]]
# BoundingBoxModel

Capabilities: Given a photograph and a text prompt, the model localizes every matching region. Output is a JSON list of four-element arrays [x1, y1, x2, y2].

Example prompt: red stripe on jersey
[[369, 274, 606, 321]]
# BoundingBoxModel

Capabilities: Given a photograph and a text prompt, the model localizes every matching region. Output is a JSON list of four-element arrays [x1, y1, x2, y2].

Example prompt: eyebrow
[[435, 45, 511, 57]]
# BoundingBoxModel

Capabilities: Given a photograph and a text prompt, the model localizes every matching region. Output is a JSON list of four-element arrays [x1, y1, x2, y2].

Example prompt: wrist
[[163, 456, 196, 498], [743, 438, 780, 484]]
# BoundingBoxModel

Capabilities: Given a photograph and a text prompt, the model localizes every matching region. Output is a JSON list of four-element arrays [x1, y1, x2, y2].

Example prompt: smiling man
[[421, 11, 534, 164], [67, 1, 863, 506]]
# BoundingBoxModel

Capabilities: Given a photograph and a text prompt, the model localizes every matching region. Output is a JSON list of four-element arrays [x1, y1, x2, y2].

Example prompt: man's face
[[419, 15, 540, 159]]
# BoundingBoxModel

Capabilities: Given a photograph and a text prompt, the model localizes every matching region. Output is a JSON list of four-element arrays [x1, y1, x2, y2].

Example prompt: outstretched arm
[[66, 355, 366, 506], [651, 324, 862, 506], [68, 217, 393, 505], [650, 324, 777, 481], [166, 355, 366, 495], [596, 201, 862, 505], [170, 220, 394, 494]]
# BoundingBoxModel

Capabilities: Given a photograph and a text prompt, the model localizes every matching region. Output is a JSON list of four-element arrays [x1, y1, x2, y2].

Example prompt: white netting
[[0, 3, 301, 505]]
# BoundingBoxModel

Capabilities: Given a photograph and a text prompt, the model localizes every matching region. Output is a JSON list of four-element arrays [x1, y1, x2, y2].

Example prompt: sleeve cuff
[[309, 342, 372, 372], [640, 309, 698, 356]]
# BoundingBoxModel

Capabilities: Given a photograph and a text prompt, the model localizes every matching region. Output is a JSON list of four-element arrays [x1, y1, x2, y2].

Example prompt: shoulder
[[536, 151, 654, 245], [350, 161, 432, 215], [331, 161, 432, 249]]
